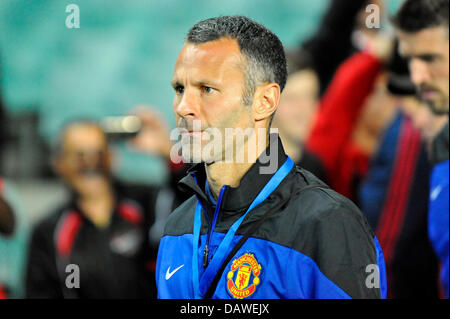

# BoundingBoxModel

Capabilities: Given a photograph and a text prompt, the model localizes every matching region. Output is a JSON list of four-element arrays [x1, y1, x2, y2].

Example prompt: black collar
[[177, 134, 290, 214], [431, 120, 449, 165]]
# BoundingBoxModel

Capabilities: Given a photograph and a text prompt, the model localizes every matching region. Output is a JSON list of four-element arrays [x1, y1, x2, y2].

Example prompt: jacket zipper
[[203, 185, 227, 268]]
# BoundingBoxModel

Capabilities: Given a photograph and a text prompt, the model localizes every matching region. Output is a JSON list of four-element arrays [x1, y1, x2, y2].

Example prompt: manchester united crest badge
[[226, 252, 262, 299]]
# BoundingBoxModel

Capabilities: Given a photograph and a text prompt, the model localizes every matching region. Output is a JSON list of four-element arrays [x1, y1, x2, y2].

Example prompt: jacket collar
[[178, 134, 289, 213], [431, 120, 449, 165]]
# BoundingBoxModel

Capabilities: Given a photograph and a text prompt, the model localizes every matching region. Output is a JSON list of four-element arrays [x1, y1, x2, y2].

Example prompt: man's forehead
[[173, 38, 245, 77], [63, 124, 107, 149], [397, 26, 449, 55]]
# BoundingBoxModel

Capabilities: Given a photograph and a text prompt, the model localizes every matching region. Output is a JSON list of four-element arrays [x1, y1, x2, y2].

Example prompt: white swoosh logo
[[430, 185, 442, 201], [165, 264, 184, 280]]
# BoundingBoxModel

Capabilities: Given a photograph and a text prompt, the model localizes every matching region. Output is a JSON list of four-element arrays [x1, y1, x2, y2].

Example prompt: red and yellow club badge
[[226, 253, 262, 299]]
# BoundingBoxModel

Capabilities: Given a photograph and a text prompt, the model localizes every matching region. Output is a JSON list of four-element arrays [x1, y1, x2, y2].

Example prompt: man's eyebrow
[[416, 53, 439, 61], [171, 80, 183, 88], [403, 53, 440, 62], [171, 79, 221, 88], [192, 79, 221, 87]]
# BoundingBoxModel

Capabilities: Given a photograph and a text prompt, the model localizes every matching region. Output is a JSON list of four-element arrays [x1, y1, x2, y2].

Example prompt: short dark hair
[[186, 16, 287, 106], [392, 0, 449, 33]]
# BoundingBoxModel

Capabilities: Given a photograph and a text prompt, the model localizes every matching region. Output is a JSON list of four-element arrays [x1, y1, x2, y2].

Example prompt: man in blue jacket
[[394, 0, 449, 298], [156, 15, 387, 299]]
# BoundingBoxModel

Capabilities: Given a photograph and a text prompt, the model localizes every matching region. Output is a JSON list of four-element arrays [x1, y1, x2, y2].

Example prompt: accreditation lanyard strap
[[192, 157, 294, 298]]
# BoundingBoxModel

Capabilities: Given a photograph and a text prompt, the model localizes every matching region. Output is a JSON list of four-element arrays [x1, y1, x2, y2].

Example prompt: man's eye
[[202, 86, 214, 94], [175, 85, 184, 94], [420, 55, 438, 63]]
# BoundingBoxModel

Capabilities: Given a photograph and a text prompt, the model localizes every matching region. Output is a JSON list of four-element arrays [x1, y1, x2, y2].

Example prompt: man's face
[[172, 38, 255, 163], [273, 69, 319, 143], [56, 124, 112, 197], [398, 26, 449, 115]]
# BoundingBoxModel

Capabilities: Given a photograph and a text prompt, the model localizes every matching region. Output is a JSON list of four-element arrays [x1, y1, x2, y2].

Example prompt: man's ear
[[253, 83, 280, 124]]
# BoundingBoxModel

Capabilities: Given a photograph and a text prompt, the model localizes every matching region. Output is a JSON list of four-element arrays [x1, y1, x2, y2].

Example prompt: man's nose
[[175, 89, 199, 120], [410, 59, 431, 87], [78, 151, 102, 167]]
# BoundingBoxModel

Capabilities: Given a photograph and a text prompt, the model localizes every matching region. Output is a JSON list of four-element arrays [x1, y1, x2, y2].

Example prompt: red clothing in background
[[307, 51, 382, 200]]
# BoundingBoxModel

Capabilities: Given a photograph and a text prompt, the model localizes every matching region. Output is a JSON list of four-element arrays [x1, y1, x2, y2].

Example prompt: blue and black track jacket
[[156, 137, 387, 299], [428, 121, 449, 298]]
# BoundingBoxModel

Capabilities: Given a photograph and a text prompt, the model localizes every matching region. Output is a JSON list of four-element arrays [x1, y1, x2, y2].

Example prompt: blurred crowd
[[0, 0, 448, 299]]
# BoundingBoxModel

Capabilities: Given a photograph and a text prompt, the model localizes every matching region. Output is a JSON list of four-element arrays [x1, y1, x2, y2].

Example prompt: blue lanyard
[[192, 156, 294, 298]]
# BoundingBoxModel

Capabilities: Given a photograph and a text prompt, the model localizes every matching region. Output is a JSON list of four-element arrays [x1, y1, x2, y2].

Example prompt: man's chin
[[420, 93, 449, 115], [180, 142, 205, 164], [73, 176, 110, 195], [180, 152, 206, 164]]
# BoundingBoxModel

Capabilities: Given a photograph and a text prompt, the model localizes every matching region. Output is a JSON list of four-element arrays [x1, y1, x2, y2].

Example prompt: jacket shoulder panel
[[163, 195, 197, 237], [248, 173, 381, 298]]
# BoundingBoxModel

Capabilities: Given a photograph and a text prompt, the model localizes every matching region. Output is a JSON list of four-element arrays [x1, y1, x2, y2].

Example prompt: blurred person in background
[[306, 28, 440, 298], [1, 176, 31, 300], [394, 0, 449, 298], [307, 32, 396, 203], [1, 83, 32, 299], [271, 51, 327, 183], [25, 108, 189, 298], [0, 62, 5, 165], [0, 177, 14, 299], [300, 0, 385, 97], [0, 178, 14, 237]]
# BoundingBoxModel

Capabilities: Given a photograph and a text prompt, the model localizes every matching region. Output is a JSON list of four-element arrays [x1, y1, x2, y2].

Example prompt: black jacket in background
[[25, 171, 189, 298]]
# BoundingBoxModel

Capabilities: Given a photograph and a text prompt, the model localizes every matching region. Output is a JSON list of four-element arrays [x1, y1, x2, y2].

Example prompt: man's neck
[[78, 187, 115, 228], [279, 134, 302, 163], [205, 131, 268, 199], [205, 162, 253, 200]]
